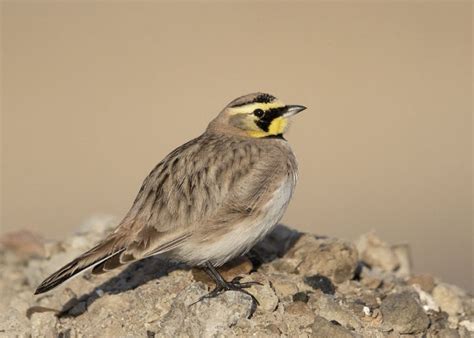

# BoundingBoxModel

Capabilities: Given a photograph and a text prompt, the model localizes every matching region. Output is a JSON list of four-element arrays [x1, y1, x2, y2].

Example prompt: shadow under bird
[[35, 92, 306, 314]]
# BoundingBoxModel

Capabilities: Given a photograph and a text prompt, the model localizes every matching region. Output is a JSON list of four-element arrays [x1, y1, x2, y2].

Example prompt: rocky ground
[[0, 220, 472, 337]]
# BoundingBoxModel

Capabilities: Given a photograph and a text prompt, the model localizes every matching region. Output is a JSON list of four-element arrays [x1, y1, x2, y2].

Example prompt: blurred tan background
[[1, 2, 472, 291]]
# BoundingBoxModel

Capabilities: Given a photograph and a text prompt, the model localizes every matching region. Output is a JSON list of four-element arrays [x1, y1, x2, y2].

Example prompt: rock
[[30, 312, 58, 337], [358, 266, 384, 290], [241, 273, 279, 313], [412, 284, 439, 312], [380, 291, 430, 334], [311, 316, 355, 337], [0, 223, 472, 337], [432, 283, 464, 317], [408, 274, 436, 293], [459, 320, 474, 333], [287, 235, 359, 283], [271, 274, 299, 300], [391, 243, 412, 277], [284, 301, 315, 328], [356, 232, 400, 272], [458, 324, 473, 338], [155, 283, 253, 337], [309, 293, 363, 331], [293, 292, 310, 303], [304, 274, 336, 295]]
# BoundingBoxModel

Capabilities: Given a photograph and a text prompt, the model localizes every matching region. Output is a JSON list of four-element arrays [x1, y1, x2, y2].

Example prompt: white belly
[[178, 178, 295, 266]]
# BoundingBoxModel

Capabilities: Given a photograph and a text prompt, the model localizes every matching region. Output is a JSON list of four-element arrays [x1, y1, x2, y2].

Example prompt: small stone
[[270, 259, 299, 274], [361, 275, 383, 289], [287, 235, 359, 283], [304, 274, 336, 295], [309, 293, 363, 330], [271, 276, 299, 299], [432, 284, 464, 317], [284, 302, 315, 328], [241, 273, 279, 313], [359, 293, 380, 309], [380, 291, 429, 334], [293, 292, 310, 303], [311, 316, 354, 337], [356, 232, 400, 272], [408, 274, 436, 293]]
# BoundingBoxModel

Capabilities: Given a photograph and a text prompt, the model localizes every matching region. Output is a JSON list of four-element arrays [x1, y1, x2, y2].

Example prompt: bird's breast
[[175, 175, 296, 267]]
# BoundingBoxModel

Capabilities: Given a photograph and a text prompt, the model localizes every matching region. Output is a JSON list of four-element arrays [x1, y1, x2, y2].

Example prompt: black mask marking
[[255, 107, 286, 132]]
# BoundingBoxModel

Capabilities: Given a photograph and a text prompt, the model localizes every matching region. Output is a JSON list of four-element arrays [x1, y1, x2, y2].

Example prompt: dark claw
[[230, 276, 262, 287], [230, 276, 243, 283], [190, 278, 261, 318], [190, 263, 261, 318]]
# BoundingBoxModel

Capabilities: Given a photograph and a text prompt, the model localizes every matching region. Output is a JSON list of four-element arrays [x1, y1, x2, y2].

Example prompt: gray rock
[[155, 283, 253, 337], [311, 316, 355, 337], [356, 232, 400, 272], [432, 283, 464, 317], [309, 293, 363, 330], [0, 224, 472, 337], [380, 291, 430, 334], [284, 301, 316, 328], [241, 273, 279, 313], [271, 274, 299, 300], [287, 234, 359, 283]]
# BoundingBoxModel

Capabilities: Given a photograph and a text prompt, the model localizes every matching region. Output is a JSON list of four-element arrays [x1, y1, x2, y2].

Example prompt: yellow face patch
[[227, 100, 289, 138], [248, 116, 289, 138]]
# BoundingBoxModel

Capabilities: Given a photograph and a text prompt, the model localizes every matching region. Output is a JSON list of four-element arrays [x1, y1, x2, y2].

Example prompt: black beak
[[283, 105, 306, 117]]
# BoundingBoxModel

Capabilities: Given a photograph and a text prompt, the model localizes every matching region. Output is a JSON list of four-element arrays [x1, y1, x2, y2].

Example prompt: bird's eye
[[253, 109, 264, 118]]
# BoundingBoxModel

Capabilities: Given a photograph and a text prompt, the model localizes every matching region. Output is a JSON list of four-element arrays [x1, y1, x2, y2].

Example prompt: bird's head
[[208, 93, 306, 138]]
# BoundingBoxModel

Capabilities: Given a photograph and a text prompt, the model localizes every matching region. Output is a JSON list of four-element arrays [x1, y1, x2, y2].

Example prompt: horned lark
[[35, 93, 305, 312]]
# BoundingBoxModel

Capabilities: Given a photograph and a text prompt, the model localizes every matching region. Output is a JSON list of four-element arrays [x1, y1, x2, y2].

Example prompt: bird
[[35, 92, 306, 312]]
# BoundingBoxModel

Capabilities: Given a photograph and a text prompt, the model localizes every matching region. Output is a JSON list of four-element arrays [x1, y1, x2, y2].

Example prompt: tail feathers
[[91, 251, 136, 275], [34, 236, 126, 295]]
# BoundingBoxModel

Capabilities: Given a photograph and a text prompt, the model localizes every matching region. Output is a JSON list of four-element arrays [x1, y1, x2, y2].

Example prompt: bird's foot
[[191, 276, 262, 318]]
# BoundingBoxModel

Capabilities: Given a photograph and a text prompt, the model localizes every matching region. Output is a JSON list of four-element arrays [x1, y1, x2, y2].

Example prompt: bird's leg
[[191, 262, 261, 317]]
